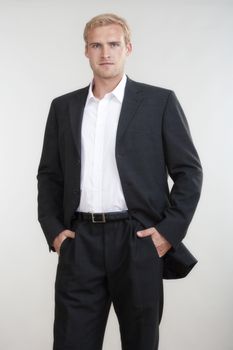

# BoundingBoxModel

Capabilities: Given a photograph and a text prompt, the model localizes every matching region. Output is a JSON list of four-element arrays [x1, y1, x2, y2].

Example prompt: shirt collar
[[86, 74, 127, 103]]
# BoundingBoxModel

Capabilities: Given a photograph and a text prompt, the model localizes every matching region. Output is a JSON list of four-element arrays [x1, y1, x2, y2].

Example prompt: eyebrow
[[88, 41, 121, 46]]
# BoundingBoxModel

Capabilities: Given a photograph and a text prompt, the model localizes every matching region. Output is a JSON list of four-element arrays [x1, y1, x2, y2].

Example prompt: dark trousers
[[53, 216, 164, 350]]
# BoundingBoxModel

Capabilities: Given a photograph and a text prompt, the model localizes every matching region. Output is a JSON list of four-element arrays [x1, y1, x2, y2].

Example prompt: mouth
[[99, 62, 114, 66]]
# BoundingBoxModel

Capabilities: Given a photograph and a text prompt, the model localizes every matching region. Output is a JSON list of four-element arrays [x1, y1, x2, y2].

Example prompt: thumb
[[137, 228, 152, 237], [65, 230, 75, 239]]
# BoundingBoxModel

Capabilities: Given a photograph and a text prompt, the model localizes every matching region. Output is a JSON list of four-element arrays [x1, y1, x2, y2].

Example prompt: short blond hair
[[83, 13, 131, 45]]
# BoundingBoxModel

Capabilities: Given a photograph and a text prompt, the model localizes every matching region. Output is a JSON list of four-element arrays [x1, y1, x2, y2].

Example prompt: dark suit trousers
[[53, 216, 164, 350]]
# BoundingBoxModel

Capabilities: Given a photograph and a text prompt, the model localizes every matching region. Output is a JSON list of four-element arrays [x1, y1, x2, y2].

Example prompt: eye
[[110, 42, 120, 48], [91, 43, 100, 49]]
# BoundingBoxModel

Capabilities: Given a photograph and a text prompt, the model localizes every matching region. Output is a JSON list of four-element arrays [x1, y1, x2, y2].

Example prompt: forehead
[[86, 24, 125, 42]]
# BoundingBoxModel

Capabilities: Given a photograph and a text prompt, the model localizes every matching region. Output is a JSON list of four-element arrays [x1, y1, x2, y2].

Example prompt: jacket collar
[[69, 77, 144, 159]]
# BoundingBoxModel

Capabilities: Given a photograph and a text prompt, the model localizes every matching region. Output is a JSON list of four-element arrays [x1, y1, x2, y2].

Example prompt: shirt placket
[[92, 97, 108, 211]]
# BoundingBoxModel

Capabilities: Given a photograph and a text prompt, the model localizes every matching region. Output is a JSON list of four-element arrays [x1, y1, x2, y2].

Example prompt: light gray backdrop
[[0, 1, 232, 349]]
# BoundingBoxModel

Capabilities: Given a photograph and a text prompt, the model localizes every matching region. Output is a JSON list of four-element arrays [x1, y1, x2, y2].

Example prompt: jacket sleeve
[[37, 101, 66, 251], [155, 91, 203, 248]]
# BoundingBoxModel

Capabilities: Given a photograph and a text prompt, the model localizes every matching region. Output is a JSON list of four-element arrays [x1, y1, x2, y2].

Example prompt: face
[[85, 24, 132, 80]]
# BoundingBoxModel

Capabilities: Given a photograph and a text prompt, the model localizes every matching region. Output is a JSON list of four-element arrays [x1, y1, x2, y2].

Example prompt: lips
[[99, 62, 114, 65]]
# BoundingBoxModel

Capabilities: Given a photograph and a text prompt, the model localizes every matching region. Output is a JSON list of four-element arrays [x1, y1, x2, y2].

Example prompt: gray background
[[0, 0, 232, 349]]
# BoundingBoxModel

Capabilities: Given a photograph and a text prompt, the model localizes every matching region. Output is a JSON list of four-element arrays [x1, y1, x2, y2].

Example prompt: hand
[[53, 229, 75, 255], [136, 227, 172, 257]]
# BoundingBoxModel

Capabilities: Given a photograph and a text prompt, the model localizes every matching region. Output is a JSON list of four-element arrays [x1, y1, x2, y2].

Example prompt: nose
[[101, 45, 110, 59]]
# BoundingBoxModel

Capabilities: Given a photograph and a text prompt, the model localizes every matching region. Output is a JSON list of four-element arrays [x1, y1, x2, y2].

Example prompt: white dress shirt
[[77, 74, 128, 213]]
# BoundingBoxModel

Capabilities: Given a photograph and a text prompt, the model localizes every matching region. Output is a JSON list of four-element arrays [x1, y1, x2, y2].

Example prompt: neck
[[92, 74, 124, 99]]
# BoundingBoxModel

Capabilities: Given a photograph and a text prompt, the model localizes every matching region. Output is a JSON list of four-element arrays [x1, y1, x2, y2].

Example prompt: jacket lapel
[[69, 86, 89, 159], [69, 78, 144, 158], [116, 78, 144, 151]]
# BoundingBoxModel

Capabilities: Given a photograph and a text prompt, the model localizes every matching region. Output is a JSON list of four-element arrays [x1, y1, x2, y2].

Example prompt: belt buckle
[[91, 212, 106, 223]]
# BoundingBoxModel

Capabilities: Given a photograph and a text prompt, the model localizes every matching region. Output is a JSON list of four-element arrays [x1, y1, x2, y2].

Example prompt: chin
[[97, 70, 121, 80]]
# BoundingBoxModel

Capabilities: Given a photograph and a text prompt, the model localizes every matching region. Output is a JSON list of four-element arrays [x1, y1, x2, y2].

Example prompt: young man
[[37, 13, 203, 350]]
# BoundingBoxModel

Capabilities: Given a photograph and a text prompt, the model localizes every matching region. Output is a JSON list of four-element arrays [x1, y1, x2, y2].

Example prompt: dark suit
[[37, 77, 202, 349], [37, 77, 202, 278]]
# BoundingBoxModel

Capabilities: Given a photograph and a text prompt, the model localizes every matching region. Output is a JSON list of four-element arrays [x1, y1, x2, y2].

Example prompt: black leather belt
[[75, 211, 130, 223]]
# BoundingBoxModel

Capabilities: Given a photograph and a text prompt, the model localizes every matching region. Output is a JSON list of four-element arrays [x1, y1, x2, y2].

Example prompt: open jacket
[[37, 77, 203, 279]]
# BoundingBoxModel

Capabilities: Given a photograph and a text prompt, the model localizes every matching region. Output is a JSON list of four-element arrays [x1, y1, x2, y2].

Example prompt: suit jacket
[[37, 77, 203, 279]]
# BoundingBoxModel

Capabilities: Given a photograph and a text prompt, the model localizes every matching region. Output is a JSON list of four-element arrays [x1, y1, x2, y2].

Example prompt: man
[[37, 13, 203, 350]]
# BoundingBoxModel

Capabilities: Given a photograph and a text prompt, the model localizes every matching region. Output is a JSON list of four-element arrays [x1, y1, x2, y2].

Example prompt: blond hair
[[83, 13, 131, 45]]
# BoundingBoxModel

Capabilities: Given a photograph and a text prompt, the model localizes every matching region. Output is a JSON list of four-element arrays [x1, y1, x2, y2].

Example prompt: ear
[[126, 42, 132, 56], [85, 45, 89, 58]]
